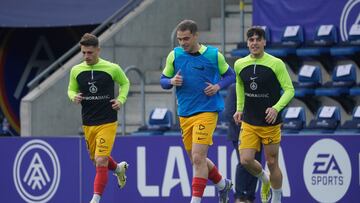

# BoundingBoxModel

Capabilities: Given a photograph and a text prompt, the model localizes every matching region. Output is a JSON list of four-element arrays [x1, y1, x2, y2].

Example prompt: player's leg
[[108, 156, 129, 189], [206, 158, 225, 188], [180, 116, 206, 203], [237, 144, 262, 202], [239, 148, 264, 179], [263, 144, 282, 203], [238, 122, 262, 175], [261, 124, 282, 203], [241, 148, 270, 203], [239, 122, 270, 203], [98, 121, 129, 189], [184, 148, 231, 203], [192, 112, 223, 187], [83, 125, 104, 203], [232, 140, 243, 202], [90, 122, 123, 203], [245, 147, 262, 202], [90, 123, 112, 203], [108, 156, 117, 170], [98, 122, 129, 188], [91, 155, 109, 203], [83, 125, 96, 162], [205, 157, 232, 203], [190, 143, 210, 203], [192, 112, 232, 203]]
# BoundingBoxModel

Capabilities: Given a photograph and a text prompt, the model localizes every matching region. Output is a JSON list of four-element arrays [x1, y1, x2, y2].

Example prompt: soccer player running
[[160, 19, 235, 203], [67, 33, 130, 203], [233, 27, 294, 203], [224, 83, 262, 203]]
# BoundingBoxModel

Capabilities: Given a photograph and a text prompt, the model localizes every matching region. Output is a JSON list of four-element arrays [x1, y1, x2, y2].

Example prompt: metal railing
[[27, 0, 143, 89], [121, 65, 145, 136]]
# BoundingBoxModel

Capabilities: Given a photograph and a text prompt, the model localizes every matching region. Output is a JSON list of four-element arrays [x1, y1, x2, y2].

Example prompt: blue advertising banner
[[253, 0, 360, 42], [0, 137, 81, 202], [1, 135, 359, 202]]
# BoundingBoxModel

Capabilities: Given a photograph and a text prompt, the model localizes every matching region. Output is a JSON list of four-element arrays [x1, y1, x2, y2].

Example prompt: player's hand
[[110, 99, 121, 110], [74, 93, 83, 104], [204, 82, 220, 96], [233, 111, 243, 125], [265, 107, 278, 124], [171, 70, 183, 86]]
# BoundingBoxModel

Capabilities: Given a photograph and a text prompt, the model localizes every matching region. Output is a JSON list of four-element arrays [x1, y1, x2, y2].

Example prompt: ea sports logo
[[340, 0, 360, 40], [303, 139, 351, 202], [13, 140, 61, 203]]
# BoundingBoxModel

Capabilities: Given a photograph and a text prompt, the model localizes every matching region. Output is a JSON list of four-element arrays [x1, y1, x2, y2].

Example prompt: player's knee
[[95, 156, 109, 167], [192, 153, 206, 166], [266, 157, 278, 170], [240, 156, 252, 167]]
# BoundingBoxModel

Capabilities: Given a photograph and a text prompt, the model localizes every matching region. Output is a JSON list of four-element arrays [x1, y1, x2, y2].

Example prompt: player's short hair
[[79, 33, 99, 47], [247, 27, 266, 40], [176, 19, 198, 34]]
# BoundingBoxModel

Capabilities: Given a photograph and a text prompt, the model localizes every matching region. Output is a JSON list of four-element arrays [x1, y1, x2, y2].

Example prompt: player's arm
[[217, 52, 235, 89], [233, 61, 245, 124], [114, 65, 130, 104], [204, 52, 235, 96], [160, 51, 176, 89], [272, 60, 295, 112], [234, 61, 245, 112], [67, 68, 79, 102]]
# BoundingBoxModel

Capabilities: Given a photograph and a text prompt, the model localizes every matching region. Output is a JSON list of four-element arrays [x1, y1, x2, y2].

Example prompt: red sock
[[108, 156, 117, 171], [208, 166, 222, 184], [94, 166, 108, 195], [192, 177, 207, 198]]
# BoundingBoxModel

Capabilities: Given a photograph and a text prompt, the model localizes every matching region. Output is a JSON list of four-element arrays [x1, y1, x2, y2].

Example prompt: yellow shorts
[[239, 121, 281, 152], [179, 112, 218, 151], [82, 121, 117, 161]]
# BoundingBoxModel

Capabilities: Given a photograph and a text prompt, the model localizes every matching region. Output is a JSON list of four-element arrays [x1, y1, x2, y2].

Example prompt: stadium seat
[[297, 24, 338, 55], [330, 23, 360, 67], [293, 64, 322, 112], [307, 106, 341, 133], [338, 106, 360, 133], [265, 25, 304, 72], [349, 85, 360, 96], [231, 26, 271, 58], [314, 64, 356, 113], [315, 64, 356, 97], [294, 65, 322, 97], [131, 108, 173, 136], [281, 106, 306, 133], [296, 24, 338, 72], [163, 123, 182, 136], [266, 25, 304, 57]]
